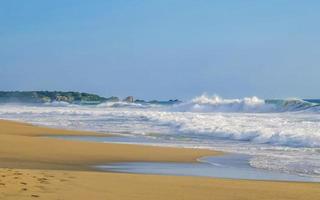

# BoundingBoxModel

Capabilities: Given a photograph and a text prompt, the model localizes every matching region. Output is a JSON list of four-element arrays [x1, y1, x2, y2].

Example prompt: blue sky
[[1, 0, 320, 100]]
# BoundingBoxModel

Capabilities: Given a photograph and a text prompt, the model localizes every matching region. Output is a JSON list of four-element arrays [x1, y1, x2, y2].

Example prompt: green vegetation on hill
[[0, 91, 108, 104], [0, 91, 181, 105]]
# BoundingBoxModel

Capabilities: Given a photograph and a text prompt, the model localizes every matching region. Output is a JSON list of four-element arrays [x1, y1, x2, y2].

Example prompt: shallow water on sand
[[50, 135, 320, 182], [96, 154, 320, 182]]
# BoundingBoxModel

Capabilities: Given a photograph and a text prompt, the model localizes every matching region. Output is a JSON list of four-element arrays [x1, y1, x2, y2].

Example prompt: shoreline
[[1, 119, 320, 200], [0, 119, 220, 170]]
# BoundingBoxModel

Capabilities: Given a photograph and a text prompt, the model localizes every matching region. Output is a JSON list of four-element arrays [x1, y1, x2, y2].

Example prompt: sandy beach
[[1, 119, 320, 200]]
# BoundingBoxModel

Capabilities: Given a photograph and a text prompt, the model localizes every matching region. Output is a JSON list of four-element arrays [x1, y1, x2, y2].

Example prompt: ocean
[[1, 95, 320, 179]]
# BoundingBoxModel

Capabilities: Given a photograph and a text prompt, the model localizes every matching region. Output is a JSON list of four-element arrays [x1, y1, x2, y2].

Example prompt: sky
[[1, 0, 320, 100]]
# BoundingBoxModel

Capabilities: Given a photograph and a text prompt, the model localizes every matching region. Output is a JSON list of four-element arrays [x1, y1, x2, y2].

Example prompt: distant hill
[[0, 91, 110, 104], [0, 91, 181, 105]]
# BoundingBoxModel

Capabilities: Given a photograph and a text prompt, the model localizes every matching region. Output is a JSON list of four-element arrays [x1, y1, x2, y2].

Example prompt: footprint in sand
[[31, 194, 40, 198], [38, 178, 49, 184], [35, 185, 46, 190], [20, 182, 27, 185], [21, 188, 28, 191]]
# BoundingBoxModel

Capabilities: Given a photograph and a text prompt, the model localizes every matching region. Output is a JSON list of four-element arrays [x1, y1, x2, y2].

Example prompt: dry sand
[[0, 119, 319, 200]]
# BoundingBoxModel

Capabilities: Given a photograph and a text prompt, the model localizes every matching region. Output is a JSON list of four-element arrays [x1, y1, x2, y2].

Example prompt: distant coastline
[[0, 91, 181, 105]]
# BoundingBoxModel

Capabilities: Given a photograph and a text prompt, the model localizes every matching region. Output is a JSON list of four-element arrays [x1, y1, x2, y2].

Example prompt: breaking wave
[[34, 94, 320, 114], [171, 95, 320, 113]]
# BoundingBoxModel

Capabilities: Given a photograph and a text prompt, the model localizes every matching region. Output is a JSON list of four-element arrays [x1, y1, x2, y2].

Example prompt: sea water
[[1, 95, 320, 179]]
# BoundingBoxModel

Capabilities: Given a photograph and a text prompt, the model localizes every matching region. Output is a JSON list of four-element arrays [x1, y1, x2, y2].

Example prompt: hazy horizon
[[1, 1, 320, 100]]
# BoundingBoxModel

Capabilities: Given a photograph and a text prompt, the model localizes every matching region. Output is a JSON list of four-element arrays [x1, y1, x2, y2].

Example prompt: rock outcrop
[[123, 96, 134, 103]]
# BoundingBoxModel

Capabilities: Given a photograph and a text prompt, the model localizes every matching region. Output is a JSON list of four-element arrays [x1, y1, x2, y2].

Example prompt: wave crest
[[171, 95, 320, 113]]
